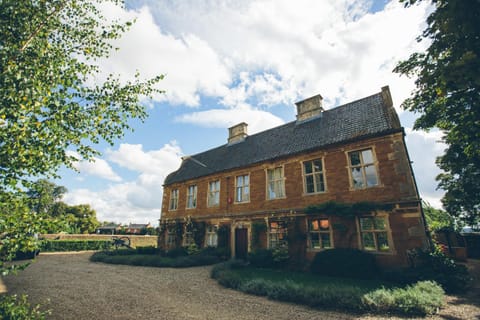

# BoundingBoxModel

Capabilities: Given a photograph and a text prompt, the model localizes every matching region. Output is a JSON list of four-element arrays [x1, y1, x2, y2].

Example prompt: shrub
[[0, 294, 49, 320], [40, 240, 112, 252], [310, 248, 378, 279], [164, 247, 188, 258], [383, 247, 471, 293], [248, 249, 274, 268], [363, 281, 444, 316], [135, 246, 159, 255]]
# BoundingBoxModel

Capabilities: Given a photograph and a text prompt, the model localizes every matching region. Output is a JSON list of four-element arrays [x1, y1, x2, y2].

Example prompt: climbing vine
[[305, 201, 393, 217]]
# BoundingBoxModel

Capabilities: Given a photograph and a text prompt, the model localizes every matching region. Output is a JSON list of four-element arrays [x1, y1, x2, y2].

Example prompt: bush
[[310, 248, 378, 279], [363, 281, 444, 316], [248, 249, 274, 268], [0, 294, 49, 320], [40, 240, 112, 252], [135, 246, 159, 255], [383, 247, 471, 293], [164, 247, 188, 258]]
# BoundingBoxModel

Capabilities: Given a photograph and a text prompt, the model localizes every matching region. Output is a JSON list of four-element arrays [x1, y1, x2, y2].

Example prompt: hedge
[[40, 240, 112, 252]]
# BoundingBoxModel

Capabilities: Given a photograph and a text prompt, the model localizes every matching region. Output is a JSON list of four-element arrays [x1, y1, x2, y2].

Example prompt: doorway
[[235, 228, 248, 260]]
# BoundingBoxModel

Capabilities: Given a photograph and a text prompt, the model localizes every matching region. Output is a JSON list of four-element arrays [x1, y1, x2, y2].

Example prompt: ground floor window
[[308, 218, 332, 249], [183, 230, 194, 246], [268, 220, 288, 249], [359, 216, 390, 252], [205, 225, 218, 247], [166, 228, 176, 248]]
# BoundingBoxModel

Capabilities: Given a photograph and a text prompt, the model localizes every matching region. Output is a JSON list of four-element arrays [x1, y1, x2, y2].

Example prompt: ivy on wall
[[251, 221, 267, 249], [305, 201, 393, 217]]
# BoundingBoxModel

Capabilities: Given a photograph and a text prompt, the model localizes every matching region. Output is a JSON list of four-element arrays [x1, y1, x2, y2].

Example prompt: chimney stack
[[228, 122, 248, 145], [295, 94, 323, 122]]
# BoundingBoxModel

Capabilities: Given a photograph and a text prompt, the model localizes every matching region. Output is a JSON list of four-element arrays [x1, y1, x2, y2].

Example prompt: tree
[[423, 202, 456, 232], [0, 0, 163, 190], [0, 0, 163, 275], [394, 0, 480, 225], [26, 179, 67, 215]]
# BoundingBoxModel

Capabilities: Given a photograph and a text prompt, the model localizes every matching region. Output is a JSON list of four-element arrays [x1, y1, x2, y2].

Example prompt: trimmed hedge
[[310, 248, 378, 279], [211, 262, 445, 316], [90, 251, 220, 268], [40, 240, 112, 252]]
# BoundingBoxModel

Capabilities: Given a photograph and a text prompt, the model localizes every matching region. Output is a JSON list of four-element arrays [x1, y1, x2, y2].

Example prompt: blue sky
[[58, 0, 444, 225]]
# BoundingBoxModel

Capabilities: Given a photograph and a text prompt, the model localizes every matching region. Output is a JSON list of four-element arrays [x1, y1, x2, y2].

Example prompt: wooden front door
[[235, 228, 248, 260]]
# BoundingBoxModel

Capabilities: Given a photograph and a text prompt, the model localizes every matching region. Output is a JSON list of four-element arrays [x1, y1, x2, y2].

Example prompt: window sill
[[302, 191, 327, 196], [349, 184, 384, 191], [307, 247, 334, 252], [266, 196, 287, 201], [361, 249, 396, 255], [234, 200, 250, 205]]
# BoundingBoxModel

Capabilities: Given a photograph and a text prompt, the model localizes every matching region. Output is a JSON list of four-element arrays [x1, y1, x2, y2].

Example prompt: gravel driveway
[[1, 253, 479, 320]]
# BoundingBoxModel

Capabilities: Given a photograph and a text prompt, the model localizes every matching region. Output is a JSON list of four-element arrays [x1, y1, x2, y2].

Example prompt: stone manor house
[[159, 86, 429, 268]]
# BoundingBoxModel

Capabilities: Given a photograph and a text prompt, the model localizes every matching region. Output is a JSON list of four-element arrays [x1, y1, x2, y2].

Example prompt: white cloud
[[175, 104, 285, 135], [67, 151, 122, 182], [64, 142, 183, 224], [404, 128, 446, 209]]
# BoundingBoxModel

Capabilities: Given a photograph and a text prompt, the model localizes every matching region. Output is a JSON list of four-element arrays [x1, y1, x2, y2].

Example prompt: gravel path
[[1, 253, 479, 320]]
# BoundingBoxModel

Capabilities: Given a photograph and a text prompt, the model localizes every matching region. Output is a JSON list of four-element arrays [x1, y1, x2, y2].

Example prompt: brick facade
[[159, 88, 429, 268]]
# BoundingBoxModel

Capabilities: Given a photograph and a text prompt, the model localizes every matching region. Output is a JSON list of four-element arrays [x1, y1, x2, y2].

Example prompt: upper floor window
[[359, 216, 390, 252], [268, 220, 288, 249], [235, 174, 250, 203], [208, 180, 220, 207], [169, 189, 179, 211], [348, 149, 378, 189], [186, 185, 197, 209], [267, 167, 285, 200], [303, 158, 326, 194], [308, 218, 332, 249]]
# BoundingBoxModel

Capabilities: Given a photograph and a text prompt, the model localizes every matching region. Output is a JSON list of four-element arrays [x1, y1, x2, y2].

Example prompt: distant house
[[96, 223, 121, 235], [125, 223, 152, 235], [159, 86, 430, 268]]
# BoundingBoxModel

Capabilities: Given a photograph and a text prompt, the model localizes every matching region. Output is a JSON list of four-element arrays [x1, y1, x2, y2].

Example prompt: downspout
[[401, 128, 434, 250]]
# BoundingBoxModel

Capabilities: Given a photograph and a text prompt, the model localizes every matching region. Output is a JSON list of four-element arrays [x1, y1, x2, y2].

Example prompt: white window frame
[[347, 148, 379, 189], [302, 158, 326, 194], [205, 225, 218, 247], [357, 215, 392, 253], [169, 189, 179, 211], [235, 174, 250, 203], [268, 220, 288, 249], [307, 218, 333, 250], [186, 185, 197, 209], [266, 166, 286, 200], [207, 180, 220, 207]]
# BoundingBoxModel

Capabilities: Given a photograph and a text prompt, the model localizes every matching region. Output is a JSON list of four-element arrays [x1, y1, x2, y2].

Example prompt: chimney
[[295, 94, 324, 122], [228, 122, 248, 145]]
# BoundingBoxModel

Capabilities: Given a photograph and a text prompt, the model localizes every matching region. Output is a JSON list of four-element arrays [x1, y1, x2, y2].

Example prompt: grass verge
[[211, 261, 445, 317]]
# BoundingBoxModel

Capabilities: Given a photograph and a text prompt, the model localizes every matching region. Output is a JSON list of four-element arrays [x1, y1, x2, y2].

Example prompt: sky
[[58, 0, 445, 226]]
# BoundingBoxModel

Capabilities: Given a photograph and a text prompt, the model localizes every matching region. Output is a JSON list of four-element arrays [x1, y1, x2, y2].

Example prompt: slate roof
[[164, 88, 402, 185]]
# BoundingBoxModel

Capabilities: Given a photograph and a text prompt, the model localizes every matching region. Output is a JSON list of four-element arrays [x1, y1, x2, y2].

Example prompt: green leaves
[[395, 0, 480, 225], [0, 0, 164, 190]]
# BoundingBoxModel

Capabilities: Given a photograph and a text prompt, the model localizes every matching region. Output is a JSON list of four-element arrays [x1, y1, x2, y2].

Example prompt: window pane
[[315, 173, 325, 192], [236, 176, 243, 186], [313, 159, 323, 172], [236, 187, 242, 202], [310, 233, 320, 249], [365, 165, 378, 186], [362, 149, 374, 164], [268, 182, 276, 199], [304, 161, 313, 174], [320, 233, 331, 248], [244, 186, 249, 200], [362, 233, 376, 251], [374, 217, 386, 230], [267, 170, 274, 180], [274, 167, 282, 179], [305, 175, 315, 193], [360, 218, 373, 230], [310, 219, 319, 231], [351, 167, 365, 188], [350, 151, 361, 166], [377, 232, 389, 251], [319, 219, 329, 230]]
